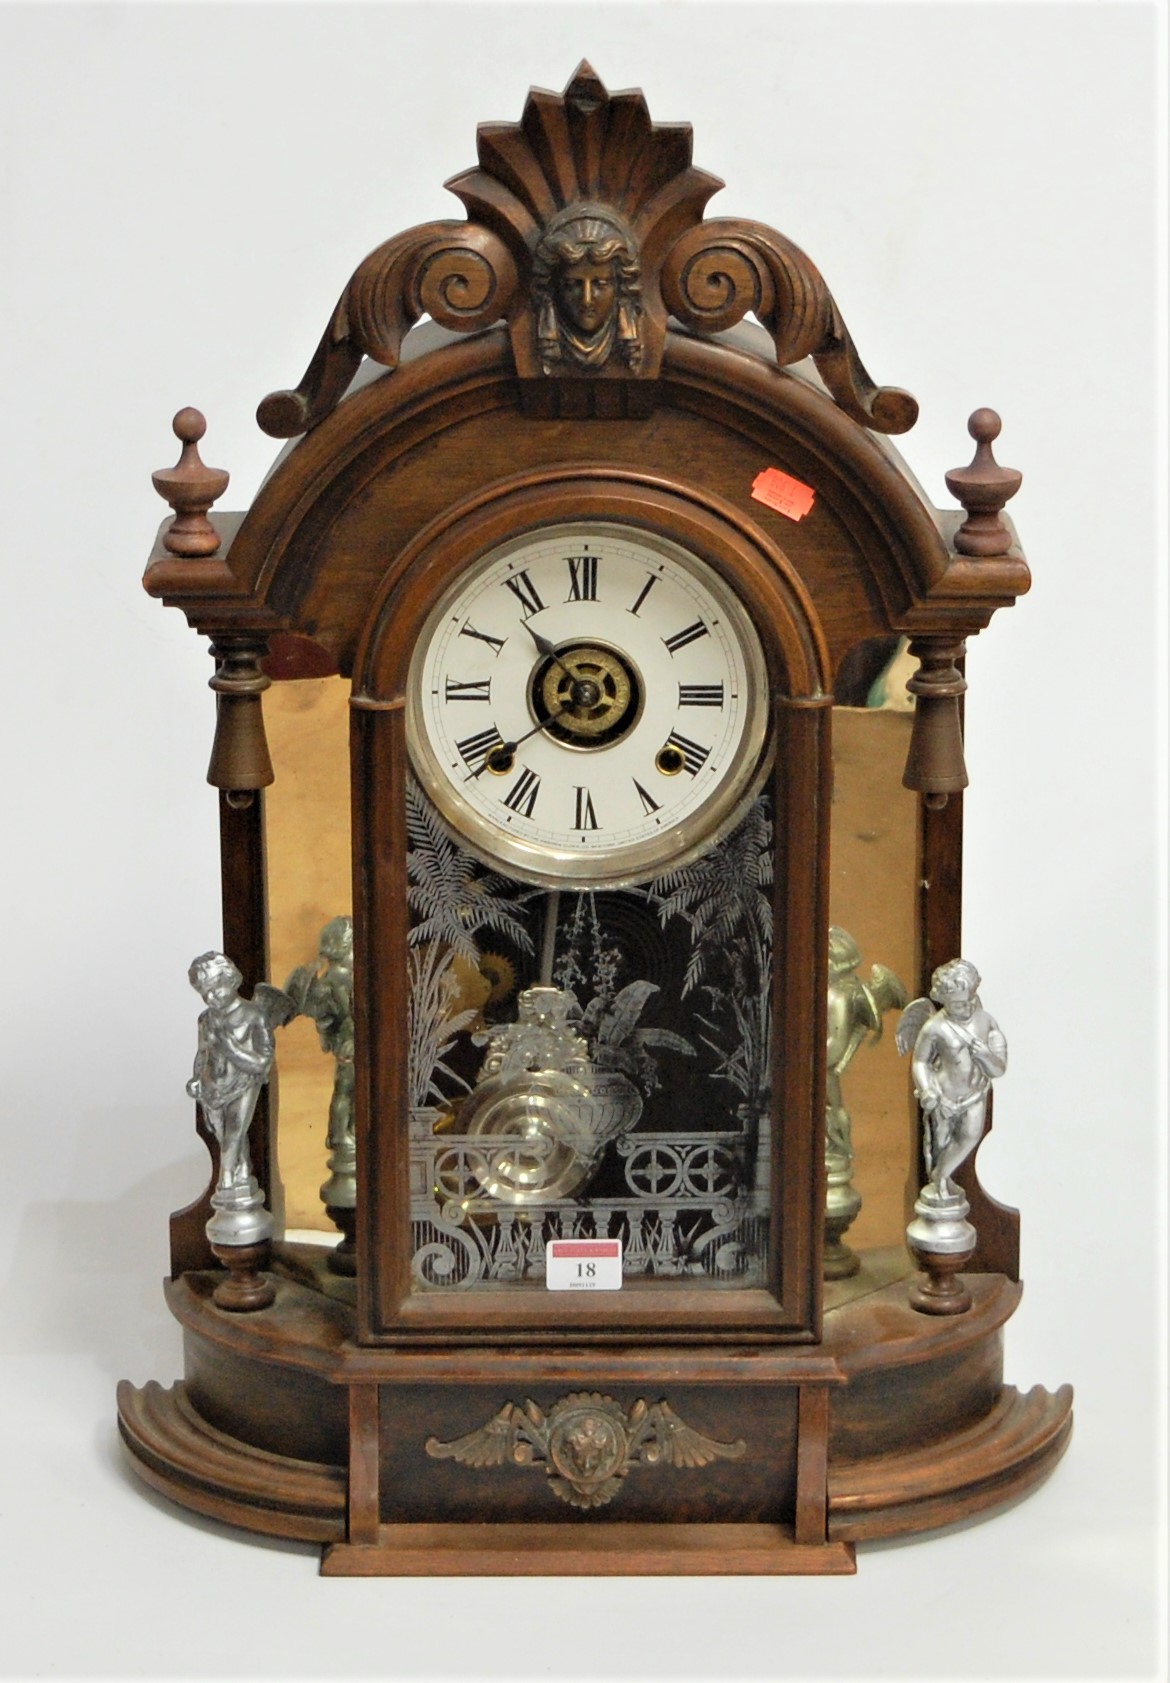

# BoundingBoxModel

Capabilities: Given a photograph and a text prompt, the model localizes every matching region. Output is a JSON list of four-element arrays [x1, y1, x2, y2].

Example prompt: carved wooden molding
[[258, 62, 914, 437]]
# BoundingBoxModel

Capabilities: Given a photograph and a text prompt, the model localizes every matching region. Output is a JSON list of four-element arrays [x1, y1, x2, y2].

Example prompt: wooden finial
[[945, 408, 1022, 557], [152, 408, 230, 557]]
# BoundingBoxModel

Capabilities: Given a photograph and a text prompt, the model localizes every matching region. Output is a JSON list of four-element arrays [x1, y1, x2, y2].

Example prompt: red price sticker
[[545, 1238, 623, 1291], [751, 467, 816, 522]]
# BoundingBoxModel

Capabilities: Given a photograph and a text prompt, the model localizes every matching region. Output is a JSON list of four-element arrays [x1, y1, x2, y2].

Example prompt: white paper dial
[[405, 522, 769, 887]]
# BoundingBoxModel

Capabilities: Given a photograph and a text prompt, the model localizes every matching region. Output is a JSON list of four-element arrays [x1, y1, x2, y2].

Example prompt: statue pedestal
[[207, 1180, 275, 1311], [823, 1153, 862, 1279], [209, 1240, 276, 1311], [906, 1185, 976, 1315]]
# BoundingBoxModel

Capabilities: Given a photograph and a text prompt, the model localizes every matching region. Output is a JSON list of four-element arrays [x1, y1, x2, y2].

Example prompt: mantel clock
[[118, 64, 1071, 1574]]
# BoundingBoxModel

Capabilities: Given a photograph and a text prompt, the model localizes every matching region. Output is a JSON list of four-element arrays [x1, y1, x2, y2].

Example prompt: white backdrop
[[1, 4, 1164, 1679]]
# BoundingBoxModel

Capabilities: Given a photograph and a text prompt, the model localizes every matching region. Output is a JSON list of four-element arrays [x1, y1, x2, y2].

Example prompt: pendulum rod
[[540, 889, 561, 984]]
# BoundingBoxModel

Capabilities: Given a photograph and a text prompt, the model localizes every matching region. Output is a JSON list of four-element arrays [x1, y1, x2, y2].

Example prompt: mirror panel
[[828, 697, 918, 1252], [264, 675, 352, 1235]]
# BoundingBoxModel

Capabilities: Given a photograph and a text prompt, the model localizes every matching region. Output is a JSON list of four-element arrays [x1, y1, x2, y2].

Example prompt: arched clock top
[[350, 471, 831, 706], [145, 330, 1026, 682], [255, 61, 915, 438]]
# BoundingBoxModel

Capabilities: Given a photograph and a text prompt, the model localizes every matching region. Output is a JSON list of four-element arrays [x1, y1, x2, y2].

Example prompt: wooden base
[[828, 1382, 1074, 1540], [321, 1522, 855, 1576], [116, 1247, 1072, 1574], [116, 1378, 345, 1542]]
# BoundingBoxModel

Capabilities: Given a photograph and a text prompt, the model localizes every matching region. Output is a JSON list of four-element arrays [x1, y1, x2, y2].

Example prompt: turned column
[[902, 409, 1021, 810], [153, 412, 279, 1288]]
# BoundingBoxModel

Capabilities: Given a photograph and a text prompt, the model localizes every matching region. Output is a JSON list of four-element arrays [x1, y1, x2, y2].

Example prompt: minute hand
[[464, 705, 570, 780]]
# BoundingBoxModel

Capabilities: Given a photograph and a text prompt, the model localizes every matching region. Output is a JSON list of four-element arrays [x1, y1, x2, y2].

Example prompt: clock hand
[[521, 623, 611, 712], [464, 705, 570, 780], [522, 621, 574, 680]]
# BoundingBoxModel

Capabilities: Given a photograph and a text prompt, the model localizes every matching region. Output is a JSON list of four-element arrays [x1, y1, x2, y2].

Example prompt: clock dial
[[405, 523, 770, 887]]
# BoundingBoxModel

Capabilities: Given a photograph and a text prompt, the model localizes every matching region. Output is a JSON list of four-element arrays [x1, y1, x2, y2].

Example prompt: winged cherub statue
[[823, 927, 906, 1276], [285, 916, 355, 1219], [187, 951, 293, 1252], [896, 958, 1007, 1201]]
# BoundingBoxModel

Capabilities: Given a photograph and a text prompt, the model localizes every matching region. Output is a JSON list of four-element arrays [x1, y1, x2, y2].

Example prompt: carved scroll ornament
[[257, 223, 518, 437], [425, 1392, 745, 1509], [259, 62, 914, 436], [661, 221, 918, 433]]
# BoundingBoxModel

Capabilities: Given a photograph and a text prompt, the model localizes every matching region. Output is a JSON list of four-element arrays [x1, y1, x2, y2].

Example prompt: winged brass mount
[[425, 1391, 746, 1509], [258, 61, 916, 437]]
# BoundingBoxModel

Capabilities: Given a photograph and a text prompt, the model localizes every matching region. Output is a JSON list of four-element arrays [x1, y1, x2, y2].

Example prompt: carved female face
[[555, 257, 617, 334]]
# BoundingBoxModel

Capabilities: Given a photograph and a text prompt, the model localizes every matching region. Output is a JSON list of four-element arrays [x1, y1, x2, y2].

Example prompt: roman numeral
[[678, 682, 724, 707], [459, 621, 506, 656], [444, 678, 491, 703], [455, 725, 504, 772], [502, 767, 541, 817], [565, 555, 598, 602], [627, 573, 659, 617], [574, 787, 599, 830], [633, 779, 661, 816], [664, 731, 710, 775], [503, 570, 545, 619], [663, 619, 709, 655]]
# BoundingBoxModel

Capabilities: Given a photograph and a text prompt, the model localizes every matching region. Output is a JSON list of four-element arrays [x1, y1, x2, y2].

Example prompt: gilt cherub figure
[[285, 915, 357, 1269], [823, 927, 906, 1277]]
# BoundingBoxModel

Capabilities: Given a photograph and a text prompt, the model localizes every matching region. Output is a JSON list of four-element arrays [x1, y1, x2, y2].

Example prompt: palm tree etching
[[647, 798, 773, 1112], [405, 780, 534, 1112]]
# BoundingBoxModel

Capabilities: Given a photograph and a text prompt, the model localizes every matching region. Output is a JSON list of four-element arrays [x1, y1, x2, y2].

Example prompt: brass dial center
[[540, 645, 634, 740]]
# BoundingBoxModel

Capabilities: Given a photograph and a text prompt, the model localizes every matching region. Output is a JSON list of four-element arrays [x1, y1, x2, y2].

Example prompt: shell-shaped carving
[[257, 63, 917, 435], [446, 60, 722, 258]]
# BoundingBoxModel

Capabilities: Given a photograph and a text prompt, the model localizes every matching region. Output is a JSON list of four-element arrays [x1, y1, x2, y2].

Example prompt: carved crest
[[258, 62, 915, 435], [425, 1391, 745, 1508]]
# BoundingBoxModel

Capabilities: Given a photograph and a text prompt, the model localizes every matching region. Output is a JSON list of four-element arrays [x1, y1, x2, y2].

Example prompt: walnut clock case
[[118, 64, 1071, 1575]]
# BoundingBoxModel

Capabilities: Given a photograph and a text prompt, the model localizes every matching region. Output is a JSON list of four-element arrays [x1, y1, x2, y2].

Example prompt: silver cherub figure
[[897, 958, 1007, 1200], [187, 952, 291, 1253], [823, 927, 907, 1277], [475, 984, 590, 1080], [897, 958, 1007, 1311]]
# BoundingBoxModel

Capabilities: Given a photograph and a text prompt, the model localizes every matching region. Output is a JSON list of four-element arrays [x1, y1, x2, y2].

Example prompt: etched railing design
[[410, 1127, 768, 1290]]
